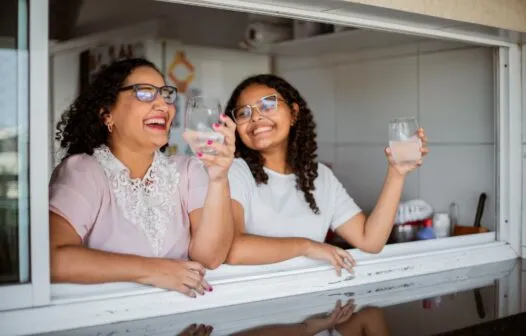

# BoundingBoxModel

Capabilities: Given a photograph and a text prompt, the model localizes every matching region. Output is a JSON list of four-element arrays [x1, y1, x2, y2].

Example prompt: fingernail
[[220, 114, 226, 119], [208, 287, 213, 292], [197, 152, 203, 158], [213, 123, 220, 128], [207, 140, 213, 145]]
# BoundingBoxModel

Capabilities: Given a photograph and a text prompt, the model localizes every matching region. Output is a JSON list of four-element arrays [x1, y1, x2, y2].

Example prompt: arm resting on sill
[[50, 211, 161, 284], [225, 201, 311, 265]]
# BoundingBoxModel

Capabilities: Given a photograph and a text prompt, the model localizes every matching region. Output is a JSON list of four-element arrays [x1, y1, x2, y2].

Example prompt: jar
[[433, 213, 451, 238]]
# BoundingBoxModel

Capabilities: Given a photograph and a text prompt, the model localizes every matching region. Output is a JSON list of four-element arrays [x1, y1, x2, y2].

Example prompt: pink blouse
[[49, 145, 208, 259]]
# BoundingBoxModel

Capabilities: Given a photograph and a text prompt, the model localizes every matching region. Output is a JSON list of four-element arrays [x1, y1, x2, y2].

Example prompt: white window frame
[[522, 43, 526, 259], [0, 0, 50, 311], [0, 0, 522, 335]]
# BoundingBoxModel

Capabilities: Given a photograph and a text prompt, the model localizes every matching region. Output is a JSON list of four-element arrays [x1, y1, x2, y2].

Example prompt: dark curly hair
[[55, 58, 162, 159], [225, 74, 320, 214]]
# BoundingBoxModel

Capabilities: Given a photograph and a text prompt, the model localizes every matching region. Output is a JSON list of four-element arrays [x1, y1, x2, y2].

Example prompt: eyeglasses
[[119, 83, 178, 105], [231, 94, 282, 125]]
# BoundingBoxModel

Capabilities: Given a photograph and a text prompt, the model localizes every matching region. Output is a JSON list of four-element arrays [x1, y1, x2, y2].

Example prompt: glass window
[[0, 0, 29, 285]]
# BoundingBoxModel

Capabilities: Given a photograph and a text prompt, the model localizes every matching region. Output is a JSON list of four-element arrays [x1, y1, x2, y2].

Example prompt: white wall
[[277, 43, 496, 230]]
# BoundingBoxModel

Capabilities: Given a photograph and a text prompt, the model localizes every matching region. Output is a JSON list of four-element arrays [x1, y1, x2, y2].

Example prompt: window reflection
[[0, 0, 29, 284]]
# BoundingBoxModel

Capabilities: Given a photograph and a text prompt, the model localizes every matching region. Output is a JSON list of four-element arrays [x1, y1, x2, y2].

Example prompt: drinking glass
[[183, 96, 225, 155], [388, 117, 421, 164]]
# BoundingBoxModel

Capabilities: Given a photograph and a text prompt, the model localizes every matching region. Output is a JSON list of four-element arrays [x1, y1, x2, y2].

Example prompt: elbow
[[190, 249, 228, 270], [201, 259, 223, 270], [50, 247, 67, 283], [224, 235, 245, 265], [359, 244, 384, 254], [224, 250, 240, 265], [367, 246, 384, 254]]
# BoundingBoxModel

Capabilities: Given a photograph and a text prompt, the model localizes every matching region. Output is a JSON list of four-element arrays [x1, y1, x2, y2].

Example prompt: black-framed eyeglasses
[[231, 94, 282, 125], [119, 83, 178, 105]]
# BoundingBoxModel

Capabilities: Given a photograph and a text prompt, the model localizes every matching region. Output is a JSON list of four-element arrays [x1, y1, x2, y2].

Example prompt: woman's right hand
[[303, 241, 355, 276], [196, 114, 237, 182], [139, 259, 212, 297]]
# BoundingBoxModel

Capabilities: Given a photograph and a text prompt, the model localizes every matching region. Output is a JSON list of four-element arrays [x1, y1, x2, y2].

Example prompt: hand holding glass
[[388, 117, 422, 164], [183, 96, 225, 155]]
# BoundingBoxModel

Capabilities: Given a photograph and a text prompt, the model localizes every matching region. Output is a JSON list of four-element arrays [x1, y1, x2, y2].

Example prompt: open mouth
[[252, 126, 273, 136], [144, 117, 167, 131]]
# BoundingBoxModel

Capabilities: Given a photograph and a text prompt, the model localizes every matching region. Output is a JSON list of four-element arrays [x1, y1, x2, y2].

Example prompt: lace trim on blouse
[[93, 145, 180, 256]]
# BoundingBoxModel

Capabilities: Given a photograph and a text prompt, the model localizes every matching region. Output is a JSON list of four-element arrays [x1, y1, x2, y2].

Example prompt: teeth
[[145, 118, 166, 126], [253, 126, 272, 135]]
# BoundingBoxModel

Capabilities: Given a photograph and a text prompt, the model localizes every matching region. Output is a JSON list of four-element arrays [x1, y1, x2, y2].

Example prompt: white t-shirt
[[228, 158, 362, 242]]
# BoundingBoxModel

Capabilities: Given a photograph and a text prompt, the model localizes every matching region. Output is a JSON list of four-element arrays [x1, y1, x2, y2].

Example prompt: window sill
[[0, 233, 517, 335], [52, 258, 518, 336], [51, 232, 499, 303]]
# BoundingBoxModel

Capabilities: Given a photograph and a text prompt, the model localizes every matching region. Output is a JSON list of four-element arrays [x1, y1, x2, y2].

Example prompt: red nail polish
[[213, 123, 219, 128], [197, 152, 203, 158], [209, 287, 213, 292], [207, 140, 213, 145]]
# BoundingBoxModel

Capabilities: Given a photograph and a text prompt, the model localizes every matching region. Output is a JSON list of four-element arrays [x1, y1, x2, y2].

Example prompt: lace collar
[[93, 145, 180, 256]]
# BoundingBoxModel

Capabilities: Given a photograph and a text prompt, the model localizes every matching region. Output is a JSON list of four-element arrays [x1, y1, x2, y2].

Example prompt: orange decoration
[[167, 51, 195, 93]]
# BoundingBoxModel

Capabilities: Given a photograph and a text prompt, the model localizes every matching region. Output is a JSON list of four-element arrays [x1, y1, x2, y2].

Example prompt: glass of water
[[183, 96, 225, 155], [388, 117, 421, 164]]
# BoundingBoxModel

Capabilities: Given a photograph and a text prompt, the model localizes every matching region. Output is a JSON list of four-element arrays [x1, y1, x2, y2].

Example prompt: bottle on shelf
[[416, 218, 436, 240]]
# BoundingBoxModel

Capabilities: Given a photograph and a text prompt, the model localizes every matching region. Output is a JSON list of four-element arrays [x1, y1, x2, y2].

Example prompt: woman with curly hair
[[49, 58, 236, 297], [224, 74, 428, 275]]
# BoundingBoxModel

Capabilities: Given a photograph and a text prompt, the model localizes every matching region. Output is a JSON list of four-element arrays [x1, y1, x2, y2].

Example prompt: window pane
[[0, 0, 29, 284]]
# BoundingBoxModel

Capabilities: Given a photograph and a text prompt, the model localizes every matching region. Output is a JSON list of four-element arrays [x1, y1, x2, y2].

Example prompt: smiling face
[[104, 66, 176, 152], [234, 84, 298, 154]]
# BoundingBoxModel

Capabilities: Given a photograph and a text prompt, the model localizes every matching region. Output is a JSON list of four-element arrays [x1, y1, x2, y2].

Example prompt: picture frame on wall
[[79, 41, 146, 93]]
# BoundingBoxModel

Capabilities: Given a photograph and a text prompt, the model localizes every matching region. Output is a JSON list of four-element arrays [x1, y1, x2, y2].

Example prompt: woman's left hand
[[385, 128, 428, 176], [198, 114, 236, 182]]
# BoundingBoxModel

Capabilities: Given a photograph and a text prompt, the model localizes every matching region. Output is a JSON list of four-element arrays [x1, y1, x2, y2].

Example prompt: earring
[[107, 123, 113, 133]]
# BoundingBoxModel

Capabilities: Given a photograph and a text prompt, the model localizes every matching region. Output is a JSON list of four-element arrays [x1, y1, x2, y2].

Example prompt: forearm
[[51, 245, 154, 284], [362, 167, 405, 251], [226, 234, 310, 265], [190, 179, 234, 268]]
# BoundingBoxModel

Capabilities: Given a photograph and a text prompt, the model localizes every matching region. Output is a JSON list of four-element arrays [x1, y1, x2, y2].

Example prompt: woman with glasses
[[49, 58, 236, 297], [225, 74, 428, 275]]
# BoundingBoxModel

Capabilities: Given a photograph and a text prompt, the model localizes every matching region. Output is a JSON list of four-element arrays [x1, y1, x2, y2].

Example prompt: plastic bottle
[[416, 218, 435, 240], [433, 213, 451, 238]]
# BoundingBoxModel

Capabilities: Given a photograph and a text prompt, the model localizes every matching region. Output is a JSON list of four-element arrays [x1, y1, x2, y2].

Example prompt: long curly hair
[[225, 74, 320, 214], [55, 58, 162, 159]]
